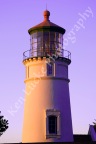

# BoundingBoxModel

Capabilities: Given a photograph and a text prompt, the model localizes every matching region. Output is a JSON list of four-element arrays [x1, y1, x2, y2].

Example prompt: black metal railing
[[23, 48, 71, 61]]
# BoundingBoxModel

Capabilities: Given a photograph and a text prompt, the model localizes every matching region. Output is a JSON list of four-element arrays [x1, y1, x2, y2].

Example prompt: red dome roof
[[28, 10, 65, 34]]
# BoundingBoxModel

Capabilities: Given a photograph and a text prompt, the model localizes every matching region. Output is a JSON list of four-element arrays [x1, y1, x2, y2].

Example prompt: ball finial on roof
[[43, 10, 50, 21]]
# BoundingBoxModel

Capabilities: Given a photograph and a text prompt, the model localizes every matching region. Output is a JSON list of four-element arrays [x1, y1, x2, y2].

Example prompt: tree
[[0, 111, 9, 136]]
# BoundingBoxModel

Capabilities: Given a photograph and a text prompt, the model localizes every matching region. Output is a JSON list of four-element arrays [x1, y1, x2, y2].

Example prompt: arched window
[[48, 115, 57, 134]]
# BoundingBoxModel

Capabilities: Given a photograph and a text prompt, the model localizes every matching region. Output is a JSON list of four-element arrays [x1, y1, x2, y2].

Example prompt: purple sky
[[0, 0, 96, 143]]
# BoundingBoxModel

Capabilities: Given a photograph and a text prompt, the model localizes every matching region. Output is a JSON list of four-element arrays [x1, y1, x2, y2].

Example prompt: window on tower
[[47, 63, 53, 76], [48, 115, 57, 134], [46, 109, 61, 139]]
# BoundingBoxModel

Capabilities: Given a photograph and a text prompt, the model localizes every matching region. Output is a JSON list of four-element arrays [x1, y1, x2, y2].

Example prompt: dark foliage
[[0, 111, 9, 136]]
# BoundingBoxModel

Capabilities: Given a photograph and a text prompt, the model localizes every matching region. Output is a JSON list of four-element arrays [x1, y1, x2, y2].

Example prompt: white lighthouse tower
[[22, 10, 73, 143]]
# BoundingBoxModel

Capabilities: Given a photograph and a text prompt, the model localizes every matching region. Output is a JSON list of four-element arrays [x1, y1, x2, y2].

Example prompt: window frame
[[47, 63, 54, 76], [46, 109, 61, 139]]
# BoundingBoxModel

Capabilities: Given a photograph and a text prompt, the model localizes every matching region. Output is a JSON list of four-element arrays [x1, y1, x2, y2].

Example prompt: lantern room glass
[[30, 31, 63, 57]]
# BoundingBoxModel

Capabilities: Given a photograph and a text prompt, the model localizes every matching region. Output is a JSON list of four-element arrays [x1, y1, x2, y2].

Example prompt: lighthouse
[[22, 10, 73, 142]]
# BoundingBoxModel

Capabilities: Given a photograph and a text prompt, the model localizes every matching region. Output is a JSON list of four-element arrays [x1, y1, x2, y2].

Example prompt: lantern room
[[23, 10, 71, 61]]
